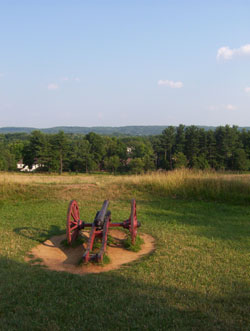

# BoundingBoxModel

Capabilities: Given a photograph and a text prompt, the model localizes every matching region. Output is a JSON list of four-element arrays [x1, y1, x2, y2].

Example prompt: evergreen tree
[[104, 155, 120, 173], [184, 126, 200, 167], [128, 158, 145, 174], [160, 126, 176, 169], [23, 131, 47, 169], [206, 130, 218, 169], [172, 152, 188, 169], [85, 132, 106, 170], [49, 131, 70, 174], [175, 124, 185, 153], [68, 136, 91, 172], [231, 148, 249, 171]]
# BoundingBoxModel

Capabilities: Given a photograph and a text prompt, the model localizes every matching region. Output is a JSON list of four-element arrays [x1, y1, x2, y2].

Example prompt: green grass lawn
[[0, 172, 249, 330]]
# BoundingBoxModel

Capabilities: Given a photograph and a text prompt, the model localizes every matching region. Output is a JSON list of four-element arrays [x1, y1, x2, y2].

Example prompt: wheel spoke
[[130, 199, 137, 245], [67, 200, 80, 244], [70, 217, 77, 224], [71, 210, 78, 221]]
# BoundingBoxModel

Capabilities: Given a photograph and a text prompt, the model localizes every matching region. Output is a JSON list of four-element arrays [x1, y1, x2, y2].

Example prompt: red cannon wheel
[[67, 200, 81, 244], [130, 199, 138, 245]]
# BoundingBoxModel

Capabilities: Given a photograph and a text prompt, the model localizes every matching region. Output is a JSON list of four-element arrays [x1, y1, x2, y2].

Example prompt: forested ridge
[[2, 125, 250, 136], [1, 124, 250, 173], [1, 125, 169, 135]]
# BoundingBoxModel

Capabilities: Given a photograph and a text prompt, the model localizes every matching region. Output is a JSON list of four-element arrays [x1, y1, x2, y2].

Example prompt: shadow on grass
[[0, 256, 249, 330], [13, 225, 65, 243], [140, 198, 250, 249]]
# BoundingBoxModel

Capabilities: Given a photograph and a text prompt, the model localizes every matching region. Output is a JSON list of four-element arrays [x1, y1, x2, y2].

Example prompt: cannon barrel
[[94, 200, 110, 229]]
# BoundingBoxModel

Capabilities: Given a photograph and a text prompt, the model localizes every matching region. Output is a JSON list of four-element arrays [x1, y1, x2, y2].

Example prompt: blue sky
[[1, 0, 250, 128]]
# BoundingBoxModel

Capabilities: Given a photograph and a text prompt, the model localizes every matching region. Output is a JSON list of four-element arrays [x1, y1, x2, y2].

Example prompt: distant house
[[17, 160, 24, 170], [127, 147, 132, 154], [17, 159, 43, 172], [126, 147, 134, 165]]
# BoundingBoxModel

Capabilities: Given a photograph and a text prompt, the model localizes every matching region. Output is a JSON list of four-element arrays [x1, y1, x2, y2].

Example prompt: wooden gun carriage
[[66, 199, 141, 263]]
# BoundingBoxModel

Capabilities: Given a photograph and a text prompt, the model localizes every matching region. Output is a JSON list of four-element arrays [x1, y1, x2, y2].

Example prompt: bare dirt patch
[[26, 229, 155, 275]]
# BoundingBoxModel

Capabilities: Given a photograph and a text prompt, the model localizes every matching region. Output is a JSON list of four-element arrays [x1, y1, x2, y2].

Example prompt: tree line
[[1, 124, 250, 173]]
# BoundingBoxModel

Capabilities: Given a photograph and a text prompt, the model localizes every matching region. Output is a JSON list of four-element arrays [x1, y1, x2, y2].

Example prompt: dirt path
[[26, 230, 155, 275]]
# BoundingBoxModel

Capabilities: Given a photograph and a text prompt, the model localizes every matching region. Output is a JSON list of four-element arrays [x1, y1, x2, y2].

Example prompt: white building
[[17, 159, 43, 172]]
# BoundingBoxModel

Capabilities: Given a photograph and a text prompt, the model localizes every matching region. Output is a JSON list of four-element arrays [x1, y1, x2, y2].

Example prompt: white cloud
[[216, 47, 234, 60], [217, 43, 250, 60], [158, 79, 183, 88], [47, 83, 59, 90], [61, 76, 80, 82], [225, 104, 237, 110], [208, 104, 237, 111], [244, 87, 250, 94]]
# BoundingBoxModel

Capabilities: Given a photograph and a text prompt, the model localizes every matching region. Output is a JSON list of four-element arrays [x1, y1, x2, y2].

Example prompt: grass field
[[0, 170, 249, 330]]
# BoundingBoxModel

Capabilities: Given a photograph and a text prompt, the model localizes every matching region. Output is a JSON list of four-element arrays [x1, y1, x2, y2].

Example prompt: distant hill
[[0, 125, 250, 136], [0, 126, 169, 136]]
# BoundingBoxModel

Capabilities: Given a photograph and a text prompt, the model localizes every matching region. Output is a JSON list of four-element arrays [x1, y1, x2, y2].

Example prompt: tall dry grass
[[0, 172, 123, 201], [1, 169, 250, 204], [112, 169, 250, 204], [0, 172, 106, 185]]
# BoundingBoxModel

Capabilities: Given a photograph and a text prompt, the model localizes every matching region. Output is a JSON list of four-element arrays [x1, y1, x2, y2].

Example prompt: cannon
[[66, 199, 141, 263]]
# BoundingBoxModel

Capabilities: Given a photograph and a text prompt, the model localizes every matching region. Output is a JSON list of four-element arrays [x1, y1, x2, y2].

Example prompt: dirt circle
[[26, 230, 155, 275]]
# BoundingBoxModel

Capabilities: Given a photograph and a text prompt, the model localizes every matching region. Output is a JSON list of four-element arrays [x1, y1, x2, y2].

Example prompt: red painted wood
[[67, 200, 81, 244], [66, 199, 141, 263]]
